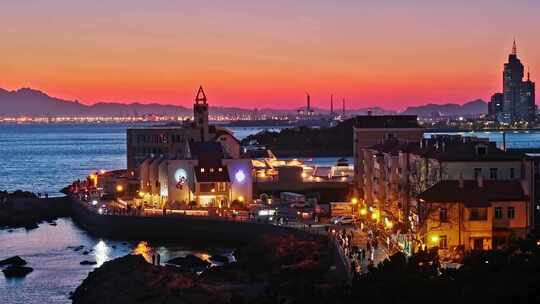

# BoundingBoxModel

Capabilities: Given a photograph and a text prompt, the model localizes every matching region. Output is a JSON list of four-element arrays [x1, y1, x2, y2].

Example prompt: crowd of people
[[333, 223, 398, 279]]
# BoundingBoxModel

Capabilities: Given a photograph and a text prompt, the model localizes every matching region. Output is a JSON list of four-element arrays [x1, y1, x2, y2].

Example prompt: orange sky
[[0, 0, 538, 110]]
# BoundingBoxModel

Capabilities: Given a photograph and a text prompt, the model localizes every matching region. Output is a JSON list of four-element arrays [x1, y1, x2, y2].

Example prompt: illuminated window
[[210, 168, 214, 172], [218, 167, 223, 172], [201, 168, 205, 173]]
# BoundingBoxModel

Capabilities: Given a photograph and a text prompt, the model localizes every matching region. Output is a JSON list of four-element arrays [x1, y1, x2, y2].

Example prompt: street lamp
[[116, 185, 123, 192], [360, 207, 368, 216]]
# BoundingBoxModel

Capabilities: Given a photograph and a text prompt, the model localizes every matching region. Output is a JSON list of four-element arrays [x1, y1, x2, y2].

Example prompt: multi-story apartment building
[[358, 134, 528, 236], [353, 115, 424, 195]]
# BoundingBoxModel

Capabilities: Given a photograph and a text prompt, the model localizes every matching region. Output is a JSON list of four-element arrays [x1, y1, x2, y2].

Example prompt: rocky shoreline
[[0, 190, 71, 229], [71, 234, 343, 304]]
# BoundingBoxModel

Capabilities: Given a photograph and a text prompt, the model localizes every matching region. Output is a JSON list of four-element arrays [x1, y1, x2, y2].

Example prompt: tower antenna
[[512, 38, 517, 55]]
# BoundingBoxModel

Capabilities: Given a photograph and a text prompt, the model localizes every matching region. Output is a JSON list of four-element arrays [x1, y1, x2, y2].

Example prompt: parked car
[[335, 215, 356, 225], [331, 216, 344, 225]]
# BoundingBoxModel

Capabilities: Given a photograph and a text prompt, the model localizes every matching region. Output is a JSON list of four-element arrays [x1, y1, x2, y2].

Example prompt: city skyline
[[1, 0, 539, 110]]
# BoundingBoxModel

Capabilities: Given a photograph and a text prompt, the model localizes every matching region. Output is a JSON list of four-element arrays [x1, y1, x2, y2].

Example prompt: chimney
[[477, 175, 484, 188], [458, 172, 464, 188]]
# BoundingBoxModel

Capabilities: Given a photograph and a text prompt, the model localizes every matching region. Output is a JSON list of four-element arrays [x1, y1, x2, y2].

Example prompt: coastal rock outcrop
[[2, 265, 34, 278], [0, 192, 71, 229], [73, 235, 337, 303], [0, 255, 28, 266], [71, 255, 232, 304], [167, 254, 211, 269]]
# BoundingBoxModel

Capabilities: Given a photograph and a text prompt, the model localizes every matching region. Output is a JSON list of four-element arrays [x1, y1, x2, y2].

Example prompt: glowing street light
[[360, 208, 368, 216], [351, 198, 358, 205], [431, 235, 440, 243], [116, 185, 123, 192]]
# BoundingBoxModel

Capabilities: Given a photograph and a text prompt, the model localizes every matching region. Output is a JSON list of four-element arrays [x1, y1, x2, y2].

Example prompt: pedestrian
[[152, 254, 156, 265], [163, 207, 166, 216], [156, 253, 161, 266]]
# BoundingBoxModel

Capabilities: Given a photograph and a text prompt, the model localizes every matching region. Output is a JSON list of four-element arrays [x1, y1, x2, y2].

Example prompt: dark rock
[[0, 256, 27, 266], [82, 251, 90, 255], [80, 260, 97, 265], [7, 229, 14, 233], [2, 265, 34, 278], [167, 254, 211, 269], [71, 255, 230, 304], [73, 246, 84, 252]]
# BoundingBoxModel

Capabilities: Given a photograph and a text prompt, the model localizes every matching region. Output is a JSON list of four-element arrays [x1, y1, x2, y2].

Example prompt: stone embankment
[[0, 190, 71, 229]]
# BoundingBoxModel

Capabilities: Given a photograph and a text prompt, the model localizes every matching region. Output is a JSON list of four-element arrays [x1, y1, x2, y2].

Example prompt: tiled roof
[[194, 166, 230, 183], [419, 180, 528, 205]]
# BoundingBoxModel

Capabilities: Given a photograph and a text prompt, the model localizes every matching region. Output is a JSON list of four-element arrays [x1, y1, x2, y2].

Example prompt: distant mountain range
[[0, 87, 487, 118], [401, 99, 488, 117]]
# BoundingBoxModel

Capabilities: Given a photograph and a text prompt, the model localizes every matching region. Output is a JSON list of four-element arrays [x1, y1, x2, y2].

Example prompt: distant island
[[0, 87, 487, 119]]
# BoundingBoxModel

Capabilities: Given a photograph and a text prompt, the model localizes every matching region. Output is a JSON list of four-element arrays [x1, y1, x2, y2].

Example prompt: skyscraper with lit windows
[[489, 40, 536, 123]]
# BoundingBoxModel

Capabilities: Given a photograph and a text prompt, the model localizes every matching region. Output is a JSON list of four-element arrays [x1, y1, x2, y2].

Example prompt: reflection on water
[[133, 241, 152, 263], [0, 219, 234, 304]]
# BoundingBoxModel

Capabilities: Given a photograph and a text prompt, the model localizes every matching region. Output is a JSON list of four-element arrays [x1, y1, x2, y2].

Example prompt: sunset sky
[[0, 0, 538, 110]]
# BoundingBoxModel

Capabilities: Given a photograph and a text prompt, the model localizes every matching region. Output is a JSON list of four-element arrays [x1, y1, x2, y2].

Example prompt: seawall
[[70, 197, 320, 245]]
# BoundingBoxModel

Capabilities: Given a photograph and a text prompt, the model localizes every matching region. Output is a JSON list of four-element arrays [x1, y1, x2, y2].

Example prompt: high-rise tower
[[490, 40, 536, 123], [502, 39, 525, 122]]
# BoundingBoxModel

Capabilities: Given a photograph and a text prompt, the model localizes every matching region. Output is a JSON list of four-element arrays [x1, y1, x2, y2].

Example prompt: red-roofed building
[[418, 179, 532, 253]]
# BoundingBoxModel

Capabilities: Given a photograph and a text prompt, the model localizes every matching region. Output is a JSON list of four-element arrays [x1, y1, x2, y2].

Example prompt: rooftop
[[419, 180, 528, 205], [419, 141, 523, 162]]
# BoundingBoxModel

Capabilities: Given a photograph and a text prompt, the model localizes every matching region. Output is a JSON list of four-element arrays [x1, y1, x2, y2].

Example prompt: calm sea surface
[[1, 124, 540, 303]]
